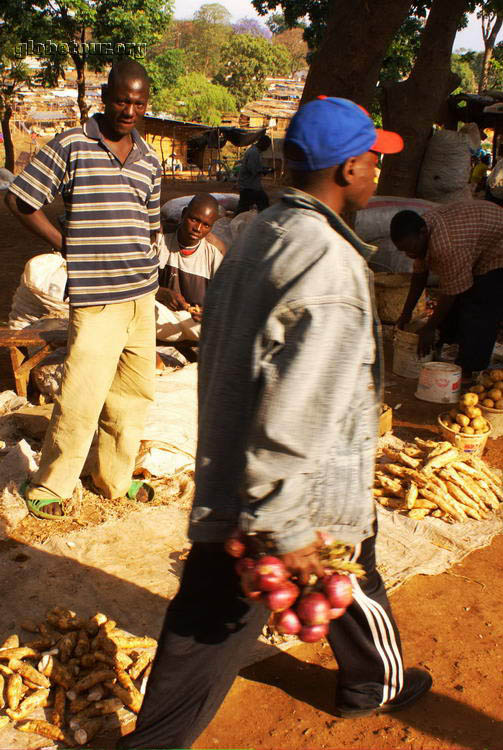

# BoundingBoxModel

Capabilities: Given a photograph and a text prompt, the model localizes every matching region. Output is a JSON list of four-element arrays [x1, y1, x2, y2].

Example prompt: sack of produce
[[355, 196, 436, 274], [416, 130, 472, 204], [9, 253, 69, 329]]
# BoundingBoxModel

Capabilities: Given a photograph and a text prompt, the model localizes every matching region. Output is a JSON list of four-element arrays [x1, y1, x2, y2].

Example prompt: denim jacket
[[189, 188, 383, 554]]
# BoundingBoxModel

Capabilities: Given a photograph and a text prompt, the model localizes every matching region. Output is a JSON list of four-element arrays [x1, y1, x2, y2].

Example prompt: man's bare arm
[[5, 193, 63, 251]]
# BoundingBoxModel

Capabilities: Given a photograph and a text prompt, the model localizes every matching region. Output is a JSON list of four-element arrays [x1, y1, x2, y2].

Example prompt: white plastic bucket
[[392, 329, 433, 379], [415, 362, 462, 403], [479, 403, 503, 438]]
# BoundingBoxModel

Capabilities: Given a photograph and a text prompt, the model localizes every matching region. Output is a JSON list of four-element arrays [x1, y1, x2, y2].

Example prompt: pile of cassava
[[374, 438, 503, 521], [0, 608, 157, 746]]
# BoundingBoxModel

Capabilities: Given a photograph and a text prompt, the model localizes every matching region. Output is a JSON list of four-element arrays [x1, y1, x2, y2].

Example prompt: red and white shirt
[[157, 231, 223, 307]]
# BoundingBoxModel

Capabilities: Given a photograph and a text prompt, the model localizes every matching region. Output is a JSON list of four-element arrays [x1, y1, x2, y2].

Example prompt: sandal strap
[[28, 497, 63, 510], [127, 480, 154, 500]]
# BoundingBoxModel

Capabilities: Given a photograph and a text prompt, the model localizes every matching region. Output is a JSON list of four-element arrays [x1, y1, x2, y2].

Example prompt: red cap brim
[[372, 128, 404, 154]]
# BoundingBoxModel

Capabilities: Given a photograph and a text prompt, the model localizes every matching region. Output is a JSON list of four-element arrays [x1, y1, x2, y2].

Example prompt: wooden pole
[[171, 125, 176, 180], [270, 123, 276, 183]]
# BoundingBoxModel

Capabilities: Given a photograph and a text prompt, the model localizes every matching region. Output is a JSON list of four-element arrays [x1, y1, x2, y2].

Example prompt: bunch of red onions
[[225, 535, 353, 643]]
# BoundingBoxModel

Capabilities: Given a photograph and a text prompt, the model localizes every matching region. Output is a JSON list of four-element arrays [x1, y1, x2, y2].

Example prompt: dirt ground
[[0, 184, 502, 750]]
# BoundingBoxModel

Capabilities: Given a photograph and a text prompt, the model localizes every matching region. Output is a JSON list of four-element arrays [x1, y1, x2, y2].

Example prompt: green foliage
[[451, 53, 478, 92], [145, 49, 186, 95], [183, 2, 232, 76], [152, 72, 236, 125], [273, 27, 308, 73], [265, 10, 306, 35], [0, 36, 32, 117], [266, 12, 289, 34], [253, 1, 469, 54], [380, 16, 424, 82], [214, 33, 292, 108], [2, 0, 174, 109], [454, 43, 503, 91], [194, 2, 232, 25]]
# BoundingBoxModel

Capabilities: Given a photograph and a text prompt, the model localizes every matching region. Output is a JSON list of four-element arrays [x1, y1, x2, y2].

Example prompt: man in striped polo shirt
[[5, 59, 161, 518]]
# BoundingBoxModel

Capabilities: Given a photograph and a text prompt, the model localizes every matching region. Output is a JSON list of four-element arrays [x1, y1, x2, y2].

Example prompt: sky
[[172, 2, 502, 53]]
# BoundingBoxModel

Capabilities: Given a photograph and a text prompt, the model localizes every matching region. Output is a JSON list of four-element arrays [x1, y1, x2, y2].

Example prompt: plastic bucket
[[438, 413, 491, 457], [392, 329, 433, 379], [415, 362, 462, 403], [479, 404, 503, 438]]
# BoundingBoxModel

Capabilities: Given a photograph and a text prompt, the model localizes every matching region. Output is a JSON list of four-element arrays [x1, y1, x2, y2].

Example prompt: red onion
[[323, 574, 353, 609], [255, 571, 287, 592], [224, 536, 246, 559], [255, 556, 287, 579], [274, 609, 302, 635], [329, 607, 346, 620], [299, 622, 329, 643], [235, 557, 256, 577], [240, 569, 261, 600], [261, 580, 299, 612], [295, 592, 331, 625]]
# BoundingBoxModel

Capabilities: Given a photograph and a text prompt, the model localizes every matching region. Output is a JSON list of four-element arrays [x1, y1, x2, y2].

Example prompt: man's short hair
[[186, 193, 219, 216], [257, 135, 271, 150], [390, 210, 426, 243], [107, 59, 150, 91]]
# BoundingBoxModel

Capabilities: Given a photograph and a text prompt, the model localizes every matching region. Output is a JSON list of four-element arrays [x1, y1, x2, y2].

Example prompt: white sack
[[416, 130, 472, 204], [9, 252, 69, 329], [161, 193, 239, 224], [355, 196, 436, 273], [0, 167, 14, 191]]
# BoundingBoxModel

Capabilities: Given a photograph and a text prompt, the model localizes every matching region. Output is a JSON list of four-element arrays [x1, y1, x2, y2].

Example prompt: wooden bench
[[0, 327, 67, 398]]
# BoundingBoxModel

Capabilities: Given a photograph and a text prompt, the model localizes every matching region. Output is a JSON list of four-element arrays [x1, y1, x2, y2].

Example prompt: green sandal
[[127, 479, 155, 503], [20, 480, 66, 521]]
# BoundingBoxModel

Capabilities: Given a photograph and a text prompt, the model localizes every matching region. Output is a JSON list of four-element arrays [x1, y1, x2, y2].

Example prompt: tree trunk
[[479, 15, 503, 93], [73, 55, 89, 124], [300, 0, 413, 109], [72, 31, 89, 125], [377, 0, 469, 197], [1, 104, 15, 173]]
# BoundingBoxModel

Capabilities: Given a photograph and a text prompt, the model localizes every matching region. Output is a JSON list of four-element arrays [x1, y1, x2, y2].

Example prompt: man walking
[[119, 97, 432, 750], [236, 134, 273, 214], [6, 59, 161, 518]]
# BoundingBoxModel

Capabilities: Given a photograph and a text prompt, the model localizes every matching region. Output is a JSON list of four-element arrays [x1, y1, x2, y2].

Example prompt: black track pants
[[118, 530, 403, 750]]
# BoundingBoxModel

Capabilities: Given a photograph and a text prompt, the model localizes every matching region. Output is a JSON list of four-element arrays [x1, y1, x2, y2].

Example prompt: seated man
[[156, 193, 222, 342]]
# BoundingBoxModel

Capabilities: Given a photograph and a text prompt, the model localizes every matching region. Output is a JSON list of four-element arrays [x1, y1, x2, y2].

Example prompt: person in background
[[469, 153, 491, 194], [236, 134, 273, 214], [391, 201, 503, 379], [5, 59, 161, 518], [118, 96, 432, 750], [155, 193, 222, 343]]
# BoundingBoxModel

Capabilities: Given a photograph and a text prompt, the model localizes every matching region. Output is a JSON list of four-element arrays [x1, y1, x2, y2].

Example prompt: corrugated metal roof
[[28, 111, 77, 121]]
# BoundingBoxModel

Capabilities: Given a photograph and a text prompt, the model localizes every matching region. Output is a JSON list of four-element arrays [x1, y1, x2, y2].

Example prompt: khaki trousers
[[27, 293, 156, 502]]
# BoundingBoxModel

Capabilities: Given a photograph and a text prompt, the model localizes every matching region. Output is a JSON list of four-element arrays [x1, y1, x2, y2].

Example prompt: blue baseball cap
[[285, 96, 403, 171]]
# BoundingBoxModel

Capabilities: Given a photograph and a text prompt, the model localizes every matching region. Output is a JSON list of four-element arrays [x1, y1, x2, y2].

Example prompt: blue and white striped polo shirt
[[9, 114, 162, 307]]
